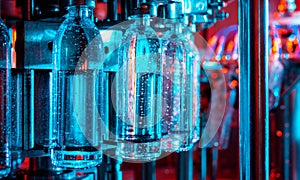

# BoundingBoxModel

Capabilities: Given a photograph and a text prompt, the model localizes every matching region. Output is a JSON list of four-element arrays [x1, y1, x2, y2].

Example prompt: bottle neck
[[131, 15, 151, 27], [170, 23, 183, 34], [67, 5, 93, 19]]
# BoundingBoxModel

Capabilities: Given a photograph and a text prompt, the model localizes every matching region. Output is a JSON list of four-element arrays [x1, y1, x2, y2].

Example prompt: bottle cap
[[165, 1, 182, 19]]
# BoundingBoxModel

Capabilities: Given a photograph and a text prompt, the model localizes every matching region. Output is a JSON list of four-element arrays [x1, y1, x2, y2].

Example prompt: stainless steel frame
[[239, 0, 269, 179]]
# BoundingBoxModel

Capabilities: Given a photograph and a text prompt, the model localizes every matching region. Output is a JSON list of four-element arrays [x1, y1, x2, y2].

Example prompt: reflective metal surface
[[239, 0, 269, 179], [22, 20, 61, 69]]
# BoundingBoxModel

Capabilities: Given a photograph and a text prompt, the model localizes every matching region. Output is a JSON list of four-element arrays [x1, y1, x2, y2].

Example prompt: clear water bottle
[[51, 2, 104, 168], [0, 18, 11, 177], [116, 15, 163, 161], [161, 22, 198, 152]]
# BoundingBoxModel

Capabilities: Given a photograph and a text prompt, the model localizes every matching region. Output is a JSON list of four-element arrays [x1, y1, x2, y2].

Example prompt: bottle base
[[161, 133, 192, 152], [117, 141, 161, 162], [51, 150, 102, 169], [177, 143, 194, 152]]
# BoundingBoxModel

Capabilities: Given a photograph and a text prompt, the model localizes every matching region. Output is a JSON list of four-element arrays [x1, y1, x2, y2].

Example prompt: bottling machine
[[0, 0, 231, 179], [2, 0, 299, 179]]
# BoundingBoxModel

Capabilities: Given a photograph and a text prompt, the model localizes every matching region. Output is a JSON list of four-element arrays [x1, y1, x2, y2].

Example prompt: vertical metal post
[[283, 93, 292, 180], [291, 81, 300, 180], [22, 0, 33, 20], [206, 149, 218, 180], [121, 0, 128, 20], [199, 149, 207, 180], [142, 161, 156, 180], [98, 155, 122, 180], [238, 0, 269, 179], [212, 149, 218, 180], [107, 0, 118, 21], [177, 150, 193, 180]]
